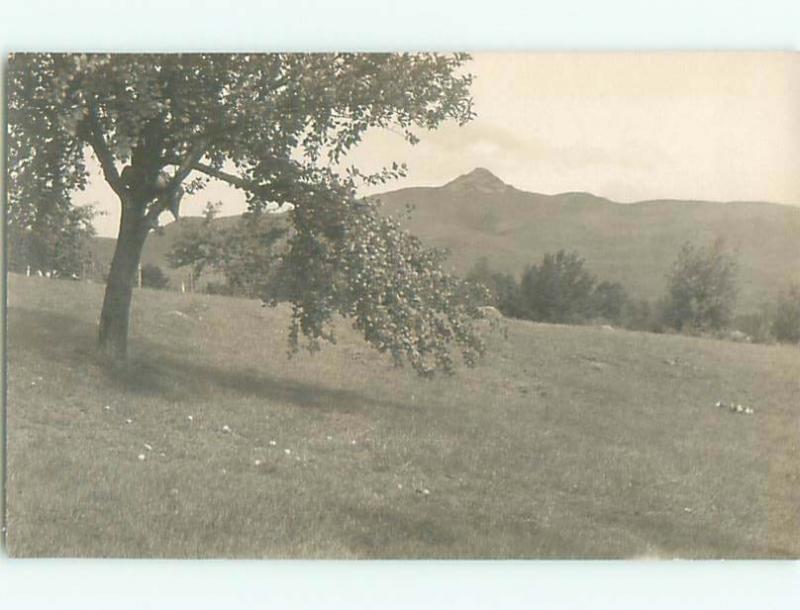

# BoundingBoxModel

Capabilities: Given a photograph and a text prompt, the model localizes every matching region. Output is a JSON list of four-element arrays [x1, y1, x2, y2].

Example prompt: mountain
[[371, 169, 800, 311], [91, 168, 800, 311]]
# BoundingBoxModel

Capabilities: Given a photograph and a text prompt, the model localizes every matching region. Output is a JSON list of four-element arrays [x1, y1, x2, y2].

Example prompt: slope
[[6, 274, 800, 557]]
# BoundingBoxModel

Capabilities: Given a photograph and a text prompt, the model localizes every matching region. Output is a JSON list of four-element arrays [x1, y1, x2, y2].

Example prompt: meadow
[[5, 274, 799, 557]]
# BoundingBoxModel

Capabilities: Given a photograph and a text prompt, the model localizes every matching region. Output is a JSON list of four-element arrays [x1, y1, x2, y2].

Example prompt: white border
[[2, 1, 800, 608]]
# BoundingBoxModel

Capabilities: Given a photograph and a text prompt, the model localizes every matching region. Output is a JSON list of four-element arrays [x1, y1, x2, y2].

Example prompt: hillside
[[6, 274, 800, 557], [90, 168, 800, 310], [374, 169, 800, 311]]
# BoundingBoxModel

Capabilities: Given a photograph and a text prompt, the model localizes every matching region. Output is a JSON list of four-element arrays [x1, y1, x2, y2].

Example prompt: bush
[[662, 238, 738, 332], [591, 281, 628, 325], [465, 257, 522, 317], [772, 284, 800, 344], [466, 254, 650, 328], [141, 264, 170, 290], [519, 250, 596, 323], [733, 304, 775, 344]]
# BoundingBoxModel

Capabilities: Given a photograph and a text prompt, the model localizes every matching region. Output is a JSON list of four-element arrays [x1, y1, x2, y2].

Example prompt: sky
[[74, 52, 800, 237]]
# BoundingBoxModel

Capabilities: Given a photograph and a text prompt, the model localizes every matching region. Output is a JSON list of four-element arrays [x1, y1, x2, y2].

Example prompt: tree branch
[[167, 139, 208, 191], [162, 158, 281, 199], [84, 99, 125, 197], [189, 161, 258, 192], [143, 140, 208, 227]]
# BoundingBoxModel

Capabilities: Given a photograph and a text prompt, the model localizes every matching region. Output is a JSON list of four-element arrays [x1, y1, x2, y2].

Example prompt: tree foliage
[[466, 254, 640, 326], [7, 52, 483, 372], [140, 264, 170, 290], [519, 251, 596, 323], [771, 284, 800, 344], [168, 203, 290, 299], [7, 203, 96, 276], [662, 239, 738, 332], [591, 281, 628, 325], [465, 257, 521, 317]]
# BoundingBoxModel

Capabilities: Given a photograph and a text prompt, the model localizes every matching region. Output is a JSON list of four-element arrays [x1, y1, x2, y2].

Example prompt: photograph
[[4, 51, 800, 559]]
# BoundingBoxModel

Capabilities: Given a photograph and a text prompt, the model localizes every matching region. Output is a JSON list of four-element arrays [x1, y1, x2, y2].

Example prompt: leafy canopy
[[8, 53, 484, 374], [771, 284, 800, 344], [663, 238, 738, 332], [168, 203, 290, 299], [519, 250, 597, 324]]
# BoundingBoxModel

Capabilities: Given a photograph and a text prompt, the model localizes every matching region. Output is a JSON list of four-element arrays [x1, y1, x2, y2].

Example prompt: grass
[[4, 274, 800, 558]]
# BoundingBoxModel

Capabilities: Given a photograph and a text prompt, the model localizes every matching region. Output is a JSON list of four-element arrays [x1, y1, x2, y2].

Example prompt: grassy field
[[4, 274, 800, 558]]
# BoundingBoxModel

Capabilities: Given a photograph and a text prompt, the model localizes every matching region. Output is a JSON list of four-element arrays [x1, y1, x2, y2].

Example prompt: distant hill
[[372, 168, 800, 311], [91, 168, 800, 310]]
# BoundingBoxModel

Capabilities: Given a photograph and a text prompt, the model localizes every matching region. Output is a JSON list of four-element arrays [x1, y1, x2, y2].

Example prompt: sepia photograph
[[4, 50, 800, 560]]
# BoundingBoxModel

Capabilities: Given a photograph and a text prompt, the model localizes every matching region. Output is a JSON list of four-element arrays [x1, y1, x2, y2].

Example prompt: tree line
[[8, 175, 800, 348], [465, 240, 800, 345]]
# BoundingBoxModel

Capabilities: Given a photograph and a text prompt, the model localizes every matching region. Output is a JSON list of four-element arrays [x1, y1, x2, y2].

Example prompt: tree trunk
[[98, 198, 149, 363]]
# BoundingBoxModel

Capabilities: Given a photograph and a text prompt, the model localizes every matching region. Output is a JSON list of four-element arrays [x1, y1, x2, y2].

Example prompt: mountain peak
[[445, 168, 510, 193]]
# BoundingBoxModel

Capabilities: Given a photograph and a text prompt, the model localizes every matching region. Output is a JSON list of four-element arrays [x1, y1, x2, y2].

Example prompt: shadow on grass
[[7, 306, 415, 413]]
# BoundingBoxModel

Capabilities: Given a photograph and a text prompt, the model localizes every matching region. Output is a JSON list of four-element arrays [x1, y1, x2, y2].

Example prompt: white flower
[[222, 425, 232, 433], [125, 418, 133, 424], [269, 440, 277, 446], [137, 454, 146, 461], [103, 405, 111, 412], [326, 435, 333, 441], [422, 488, 430, 495], [284, 448, 291, 455], [144, 443, 153, 451], [254, 459, 262, 466], [187, 415, 193, 422]]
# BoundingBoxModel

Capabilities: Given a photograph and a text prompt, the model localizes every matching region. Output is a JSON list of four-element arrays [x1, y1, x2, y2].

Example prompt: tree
[[140, 264, 170, 290], [168, 203, 289, 299], [6, 88, 96, 277], [7, 203, 97, 277], [465, 257, 521, 317], [662, 238, 738, 332], [771, 284, 800, 344], [591, 281, 628, 324], [8, 53, 482, 374], [518, 251, 596, 323]]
